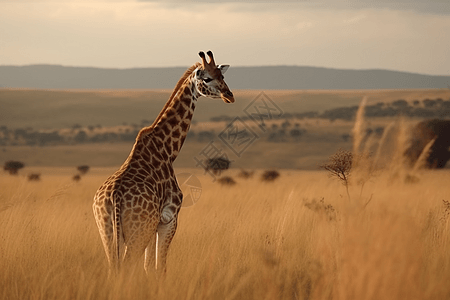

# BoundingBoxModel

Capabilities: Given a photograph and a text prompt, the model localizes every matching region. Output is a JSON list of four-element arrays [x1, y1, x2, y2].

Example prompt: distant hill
[[0, 65, 449, 90], [1, 88, 450, 130]]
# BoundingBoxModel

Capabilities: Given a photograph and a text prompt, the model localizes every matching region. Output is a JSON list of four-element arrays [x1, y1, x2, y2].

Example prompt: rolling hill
[[0, 65, 449, 90]]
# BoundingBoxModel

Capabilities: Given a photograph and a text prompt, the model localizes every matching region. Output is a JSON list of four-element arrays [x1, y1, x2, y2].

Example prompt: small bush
[[320, 149, 353, 199], [304, 197, 337, 221], [261, 170, 280, 182], [27, 173, 41, 181], [237, 169, 254, 179], [217, 176, 236, 186]]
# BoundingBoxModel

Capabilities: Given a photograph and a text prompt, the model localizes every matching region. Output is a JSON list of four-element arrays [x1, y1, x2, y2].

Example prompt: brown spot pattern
[[93, 60, 233, 274]]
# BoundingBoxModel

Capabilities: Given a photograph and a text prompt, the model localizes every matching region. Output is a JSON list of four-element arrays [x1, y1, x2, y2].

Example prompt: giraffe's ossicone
[[92, 51, 234, 275]]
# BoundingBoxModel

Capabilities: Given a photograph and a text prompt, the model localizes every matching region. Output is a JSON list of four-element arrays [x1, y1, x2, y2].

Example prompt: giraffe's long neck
[[134, 68, 199, 164]]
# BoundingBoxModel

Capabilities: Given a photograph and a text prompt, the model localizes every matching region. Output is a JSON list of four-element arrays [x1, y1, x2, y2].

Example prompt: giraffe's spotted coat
[[93, 52, 234, 275]]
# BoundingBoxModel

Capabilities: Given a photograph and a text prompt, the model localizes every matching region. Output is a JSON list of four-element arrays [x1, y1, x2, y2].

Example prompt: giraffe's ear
[[218, 65, 229, 74]]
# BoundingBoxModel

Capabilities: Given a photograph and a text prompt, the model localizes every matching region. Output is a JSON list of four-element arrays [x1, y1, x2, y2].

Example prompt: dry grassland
[[1, 96, 450, 299], [1, 164, 449, 300]]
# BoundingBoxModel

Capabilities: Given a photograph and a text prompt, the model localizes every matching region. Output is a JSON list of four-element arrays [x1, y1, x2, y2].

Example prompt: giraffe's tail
[[112, 190, 121, 272]]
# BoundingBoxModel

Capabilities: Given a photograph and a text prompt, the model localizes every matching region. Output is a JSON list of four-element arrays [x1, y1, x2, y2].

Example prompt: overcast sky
[[1, 1, 449, 75]]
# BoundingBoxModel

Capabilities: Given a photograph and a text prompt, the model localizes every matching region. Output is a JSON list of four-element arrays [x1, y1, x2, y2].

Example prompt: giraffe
[[92, 51, 234, 275]]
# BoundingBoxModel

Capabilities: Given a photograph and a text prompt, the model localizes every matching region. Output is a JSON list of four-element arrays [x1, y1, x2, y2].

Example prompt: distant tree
[[261, 170, 280, 182], [197, 131, 215, 142], [74, 130, 88, 143], [119, 131, 138, 142], [205, 157, 232, 175], [77, 165, 90, 175], [441, 100, 450, 109], [210, 115, 233, 122], [295, 111, 319, 119], [320, 106, 358, 121], [37, 131, 63, 146], [14, 128, 27, 140], [267, 129, 287, 143], [423, 99, 437, 108], [289, 128, 303, 141], [411, 107, 437, 118], [4, 160, 25, 175], [281, 120, 291, 129], [391, 99, 408, 108], [342, 133, 351, 142]]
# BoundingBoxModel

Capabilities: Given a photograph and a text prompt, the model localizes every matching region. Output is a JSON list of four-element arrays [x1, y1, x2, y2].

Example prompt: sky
[[1, 1, 449, 75]]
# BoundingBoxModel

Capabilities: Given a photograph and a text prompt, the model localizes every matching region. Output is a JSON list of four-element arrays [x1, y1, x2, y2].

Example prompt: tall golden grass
[[1, 168, 449, 299], [1, 100, 450, 299]]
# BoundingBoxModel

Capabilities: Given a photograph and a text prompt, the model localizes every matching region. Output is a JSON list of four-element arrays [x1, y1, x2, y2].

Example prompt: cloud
[[0, 1, 449, 75], [343, 14, 367, 24], [135, 0, 450, 15]]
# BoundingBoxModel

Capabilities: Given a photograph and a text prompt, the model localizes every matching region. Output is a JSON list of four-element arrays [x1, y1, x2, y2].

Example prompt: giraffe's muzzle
[[221, 90, 235, 104]]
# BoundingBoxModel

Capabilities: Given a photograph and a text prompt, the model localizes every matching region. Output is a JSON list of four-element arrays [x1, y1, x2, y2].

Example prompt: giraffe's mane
[[137, 62, 201, 138], [167, 62, 201, 104]]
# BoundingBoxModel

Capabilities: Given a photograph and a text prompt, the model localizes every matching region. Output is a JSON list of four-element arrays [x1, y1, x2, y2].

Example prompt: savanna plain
[[1, 88, 450, 300]]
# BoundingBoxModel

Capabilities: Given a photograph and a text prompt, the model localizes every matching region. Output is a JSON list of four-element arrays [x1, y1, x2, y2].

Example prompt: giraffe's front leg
[[144, 233, 157, 274], [156, 215, 178, 274]]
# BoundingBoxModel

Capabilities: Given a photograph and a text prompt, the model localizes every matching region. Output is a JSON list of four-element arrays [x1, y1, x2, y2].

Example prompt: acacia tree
[[3, 160, 25, 175]]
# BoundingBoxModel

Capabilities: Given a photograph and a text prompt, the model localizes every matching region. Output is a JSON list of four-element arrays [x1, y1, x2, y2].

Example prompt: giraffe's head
[[194, 51, 234, 104]]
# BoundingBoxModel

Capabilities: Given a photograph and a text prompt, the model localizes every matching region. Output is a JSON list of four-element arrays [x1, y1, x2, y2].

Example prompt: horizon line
[[0, 64, 448, 77]]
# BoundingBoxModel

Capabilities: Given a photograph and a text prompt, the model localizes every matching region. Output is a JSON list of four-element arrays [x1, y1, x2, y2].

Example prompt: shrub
[[261, 170, 280, 182], [320, 149, 352, 199], [237, 169, 254, 179], [217, 176, 236, 186], [27, 173, 41, 181]]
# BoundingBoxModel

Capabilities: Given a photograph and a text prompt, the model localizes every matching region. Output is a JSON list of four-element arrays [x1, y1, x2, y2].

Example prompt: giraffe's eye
[[203, 78, 213, 83]]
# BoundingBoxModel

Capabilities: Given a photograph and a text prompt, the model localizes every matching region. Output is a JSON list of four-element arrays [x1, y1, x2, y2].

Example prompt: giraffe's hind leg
[[122, 219, 159, 271], [93, 201, 116, 272]]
